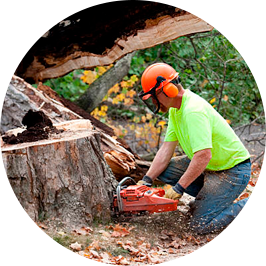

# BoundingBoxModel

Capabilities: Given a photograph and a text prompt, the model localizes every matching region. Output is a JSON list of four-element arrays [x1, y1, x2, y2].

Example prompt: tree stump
[[1, 120, 117, 229]]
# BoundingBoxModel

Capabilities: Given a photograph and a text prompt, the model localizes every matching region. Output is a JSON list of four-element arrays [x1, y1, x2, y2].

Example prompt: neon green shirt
[[164, 89, 250, 171]]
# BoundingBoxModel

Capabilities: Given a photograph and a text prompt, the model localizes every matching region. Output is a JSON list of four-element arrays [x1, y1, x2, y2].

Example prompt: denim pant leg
[[190, 161, 251, 234], [157, 156, 204, 197]]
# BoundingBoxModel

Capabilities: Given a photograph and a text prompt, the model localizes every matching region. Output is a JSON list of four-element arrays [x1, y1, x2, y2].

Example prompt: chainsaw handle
[[118, 176, 136, 187], [116, 177, 136, 212]]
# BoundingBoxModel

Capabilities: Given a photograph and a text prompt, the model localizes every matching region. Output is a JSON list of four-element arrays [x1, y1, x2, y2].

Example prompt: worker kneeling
[[138, 63, 251, 234]]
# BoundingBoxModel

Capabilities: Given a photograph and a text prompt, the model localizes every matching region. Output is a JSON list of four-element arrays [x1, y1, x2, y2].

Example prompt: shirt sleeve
[[185, 112, 213, 153], [164, 124, 178, 142], [164, 111, 178, 142]]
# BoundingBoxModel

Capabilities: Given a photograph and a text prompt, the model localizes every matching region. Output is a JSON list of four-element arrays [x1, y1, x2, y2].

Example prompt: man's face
[[152, 89, 169, 113]]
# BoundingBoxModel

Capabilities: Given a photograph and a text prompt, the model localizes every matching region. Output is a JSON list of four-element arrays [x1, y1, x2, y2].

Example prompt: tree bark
[[15, 2, 213, 83], [1, 76, 148, 182], [2, 120, 117, 229], [75, 52, 134, 112]]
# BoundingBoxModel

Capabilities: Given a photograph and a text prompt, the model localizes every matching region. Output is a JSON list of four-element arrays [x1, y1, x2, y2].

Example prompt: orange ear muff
[[163, 82, 179, 97]]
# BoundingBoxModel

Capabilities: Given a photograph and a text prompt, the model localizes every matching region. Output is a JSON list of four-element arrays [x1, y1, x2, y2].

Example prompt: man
[[138, 62, 251, 234]]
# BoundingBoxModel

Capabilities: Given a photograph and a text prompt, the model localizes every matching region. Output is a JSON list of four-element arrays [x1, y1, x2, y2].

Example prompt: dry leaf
[[168, 248, 175, 254], [87, 240, 101, 251], [111, 224, 130, 238], [147, 253, 163, 264], [69, 242, 82, 251], [207, 237, 217, 243]]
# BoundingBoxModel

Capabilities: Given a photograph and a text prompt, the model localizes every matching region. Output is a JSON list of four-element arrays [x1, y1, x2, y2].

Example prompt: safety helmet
[[139, 63, 180, 113], [141, 63, 179, 98]]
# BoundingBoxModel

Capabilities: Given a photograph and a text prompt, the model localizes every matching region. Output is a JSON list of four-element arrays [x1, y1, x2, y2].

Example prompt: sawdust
[[2, 109, 61, 144], [112, 194, 266, 266]]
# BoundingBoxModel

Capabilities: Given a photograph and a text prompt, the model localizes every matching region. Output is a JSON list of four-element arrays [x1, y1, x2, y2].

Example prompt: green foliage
[[43, 70, 88, 101], [32, 29, 263, 156], [130, 29, 263, 126]]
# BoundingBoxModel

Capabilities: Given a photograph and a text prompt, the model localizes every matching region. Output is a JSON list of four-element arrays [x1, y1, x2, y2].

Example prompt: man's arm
[[164, 148, 212, 200], [145, 141, 178, 182], [178, 148, 212, 189]]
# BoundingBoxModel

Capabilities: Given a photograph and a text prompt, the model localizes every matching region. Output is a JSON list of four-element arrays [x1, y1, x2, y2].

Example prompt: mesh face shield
[[139, 76, 166, 114]]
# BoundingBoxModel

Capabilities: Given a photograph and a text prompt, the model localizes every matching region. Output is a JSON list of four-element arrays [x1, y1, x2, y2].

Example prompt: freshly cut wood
[[16, 2, 213, 82], [30, 12, 213, 81], [2, 120, 117, 229], [1, 76, 143, 181]]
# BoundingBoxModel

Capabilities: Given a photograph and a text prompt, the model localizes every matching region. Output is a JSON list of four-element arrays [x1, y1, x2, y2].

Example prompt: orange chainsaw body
[[113, 184, 178, 214]]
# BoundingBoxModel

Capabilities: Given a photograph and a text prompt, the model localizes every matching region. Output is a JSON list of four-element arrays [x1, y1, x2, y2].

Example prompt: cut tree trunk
[[1, 75, 148, 181], [2, 120, 117, 229]]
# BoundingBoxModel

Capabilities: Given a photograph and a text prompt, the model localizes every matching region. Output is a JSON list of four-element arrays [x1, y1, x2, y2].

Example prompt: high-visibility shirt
[[164, 89, 250, 171]]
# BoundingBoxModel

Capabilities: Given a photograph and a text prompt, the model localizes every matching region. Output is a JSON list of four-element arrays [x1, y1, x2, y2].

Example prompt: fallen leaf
[[239, 192, 250, 200], [168, 248, 175, 254], [87, 240, 101, 251], [186, 235, 200, 245], [69, 242, 82, 251], [207, 237, 213, 242], [111, 224, 130, 238], [147, 253, 163, 264]]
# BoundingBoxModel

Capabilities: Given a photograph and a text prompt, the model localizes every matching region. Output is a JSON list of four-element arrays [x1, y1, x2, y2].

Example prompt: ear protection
[[162, 76, 181, 98]]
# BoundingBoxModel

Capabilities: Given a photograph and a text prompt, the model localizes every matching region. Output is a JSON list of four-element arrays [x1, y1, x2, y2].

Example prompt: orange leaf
[[239, 192, 249, 200], [111, 224, 130, 238], [207, 237, 213, 242], [24, 258, 33, 266]]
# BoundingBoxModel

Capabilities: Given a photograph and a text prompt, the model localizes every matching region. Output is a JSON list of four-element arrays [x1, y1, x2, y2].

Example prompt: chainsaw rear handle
[[116, 177, 136, 212]]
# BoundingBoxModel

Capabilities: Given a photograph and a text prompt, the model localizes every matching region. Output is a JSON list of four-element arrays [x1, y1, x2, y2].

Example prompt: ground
[[38, 193, 234, 265], [0, 110, 266, 266]]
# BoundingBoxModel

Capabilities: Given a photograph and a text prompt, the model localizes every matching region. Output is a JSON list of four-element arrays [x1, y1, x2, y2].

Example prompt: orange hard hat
[[141, 63, 179, 100]]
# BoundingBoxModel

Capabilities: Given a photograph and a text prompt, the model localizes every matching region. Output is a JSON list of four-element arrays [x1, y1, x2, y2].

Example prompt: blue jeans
[[158, 156, 251, 234]]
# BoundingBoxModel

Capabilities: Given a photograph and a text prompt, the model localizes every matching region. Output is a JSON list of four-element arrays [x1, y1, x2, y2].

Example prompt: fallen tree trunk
[[16, 2, 213, 83], [2, 120, 117, 229]]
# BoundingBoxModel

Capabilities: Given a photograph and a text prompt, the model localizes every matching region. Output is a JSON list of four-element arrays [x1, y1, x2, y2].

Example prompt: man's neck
[[171, 85, 185, 109]]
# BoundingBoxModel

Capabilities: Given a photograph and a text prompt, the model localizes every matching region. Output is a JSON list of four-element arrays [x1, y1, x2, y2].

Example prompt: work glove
[[164, 183, 185, 200], [137, 175, 153, 187]]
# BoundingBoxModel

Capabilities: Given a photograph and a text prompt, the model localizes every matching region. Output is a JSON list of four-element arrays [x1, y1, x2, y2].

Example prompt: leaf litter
[[42, 165, 260, 265]]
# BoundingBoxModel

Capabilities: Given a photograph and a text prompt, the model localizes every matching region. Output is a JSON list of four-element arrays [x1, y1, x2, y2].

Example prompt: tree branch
[[223, 1, 266, 20]]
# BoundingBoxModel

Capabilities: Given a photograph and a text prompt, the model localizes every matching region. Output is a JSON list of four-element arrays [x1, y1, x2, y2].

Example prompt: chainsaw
[[112, 177, 178, 215]]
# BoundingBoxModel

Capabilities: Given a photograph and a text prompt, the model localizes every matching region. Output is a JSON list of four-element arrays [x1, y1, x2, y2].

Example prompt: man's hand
[[136, 175, 153, 187], [164, 187, 182, 200]]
